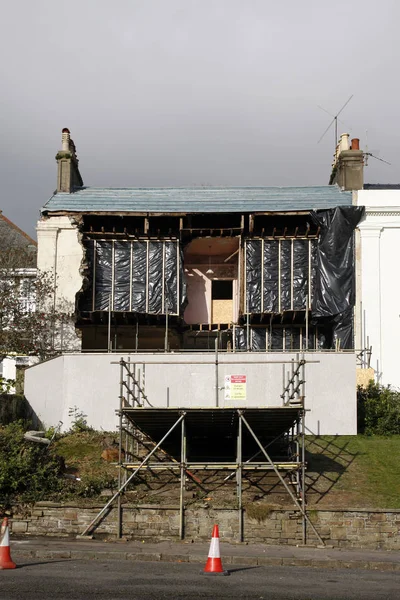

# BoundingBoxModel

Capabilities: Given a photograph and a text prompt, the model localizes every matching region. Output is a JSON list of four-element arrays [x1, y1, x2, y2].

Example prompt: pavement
[[9, 536, 400, 572]]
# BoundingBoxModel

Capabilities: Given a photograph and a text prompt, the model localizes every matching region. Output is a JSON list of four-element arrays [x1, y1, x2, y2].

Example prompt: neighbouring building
[[25, 129, 363, 433], [330, 133, 400, 388], [0, 211, 37, 390]]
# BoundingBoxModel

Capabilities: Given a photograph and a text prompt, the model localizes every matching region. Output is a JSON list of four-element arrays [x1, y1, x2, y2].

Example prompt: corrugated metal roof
[[42, 185, 352, 214]]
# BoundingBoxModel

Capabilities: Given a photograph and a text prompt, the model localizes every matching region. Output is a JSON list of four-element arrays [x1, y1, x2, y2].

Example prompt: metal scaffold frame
[[80, 354, 324, 546]]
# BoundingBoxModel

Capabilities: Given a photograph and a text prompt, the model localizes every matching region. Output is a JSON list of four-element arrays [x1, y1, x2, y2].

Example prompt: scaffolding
[[80, 353, 324, 546]]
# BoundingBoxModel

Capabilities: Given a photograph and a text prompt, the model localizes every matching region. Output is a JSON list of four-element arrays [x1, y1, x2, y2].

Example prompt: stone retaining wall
[[9, 503, 400, 550]]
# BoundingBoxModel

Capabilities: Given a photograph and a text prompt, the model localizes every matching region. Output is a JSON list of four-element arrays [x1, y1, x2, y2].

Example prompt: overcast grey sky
[[1, 0, 399, 237]]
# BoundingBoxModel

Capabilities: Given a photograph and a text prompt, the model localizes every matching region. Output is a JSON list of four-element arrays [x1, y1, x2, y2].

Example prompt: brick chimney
[[329, 134, 364, 190], [55, 128, 83, 193]]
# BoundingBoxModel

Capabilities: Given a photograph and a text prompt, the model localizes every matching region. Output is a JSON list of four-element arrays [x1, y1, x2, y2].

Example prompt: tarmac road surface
[[1, 559, 400, 600]]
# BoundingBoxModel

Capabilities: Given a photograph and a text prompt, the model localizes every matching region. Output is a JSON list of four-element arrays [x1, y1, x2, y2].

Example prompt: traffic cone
[[0, 518, 16, 569], [203, 524, 229, 576]]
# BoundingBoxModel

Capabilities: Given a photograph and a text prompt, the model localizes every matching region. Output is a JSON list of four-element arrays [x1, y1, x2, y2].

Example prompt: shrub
[[357, 382, 400, 435], [0, 422, 64, 509]]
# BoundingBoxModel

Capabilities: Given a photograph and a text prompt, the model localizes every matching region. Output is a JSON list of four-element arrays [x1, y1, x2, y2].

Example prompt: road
[[1, 559, 399, 599]]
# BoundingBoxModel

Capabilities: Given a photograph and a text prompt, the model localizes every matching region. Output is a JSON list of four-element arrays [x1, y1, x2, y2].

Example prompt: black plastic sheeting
[[246, 239, 309, 313], [293, 240, 308, 310], [310, 206, 364, 350], [263, 240, 279, 311], [246, 241, 262, 312], [280, 240, 291, 311], [114, 242, 130, 311], [131, 242, 146, 312], [234, 326, 321, 351], [244, 206, 364, 350], [95, 242, 112, 310], [311, 207, 364, 318], [84, 240, 186, 315]]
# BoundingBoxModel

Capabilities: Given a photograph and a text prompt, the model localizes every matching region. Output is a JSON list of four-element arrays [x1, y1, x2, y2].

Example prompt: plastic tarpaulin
[[84, 239, 185, 315], [246, 240, 262, 312], [94, 242, 112, 310], [234, 326, 319, 351], [311, 206, 364, 318], [148, 242, 163, 314], [79, 242, 94, 311], [131, 242, 147, 312], [293, 240, 308, 310], [263, 240, 279, 312], [280, 240, 291, 311], [235, 326, 247, 351], [164, 242, 178, 314], [246, 239, 311, 314], [311, 206, 364, 350], [251, 328, 266, 351], [114, 242, 130, 311]]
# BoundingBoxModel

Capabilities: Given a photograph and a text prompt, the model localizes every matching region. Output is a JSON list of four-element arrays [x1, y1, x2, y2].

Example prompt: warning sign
[[224, 375, 247, 401]]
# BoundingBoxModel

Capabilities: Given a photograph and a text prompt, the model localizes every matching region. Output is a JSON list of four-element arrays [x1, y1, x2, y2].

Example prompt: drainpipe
[[52, 228, 60, 351], [53, 228, 60, 312]]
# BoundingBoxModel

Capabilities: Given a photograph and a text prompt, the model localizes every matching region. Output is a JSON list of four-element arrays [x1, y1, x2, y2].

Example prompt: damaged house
[[37, 129, 363, 354], [25, 129, 364, 436]]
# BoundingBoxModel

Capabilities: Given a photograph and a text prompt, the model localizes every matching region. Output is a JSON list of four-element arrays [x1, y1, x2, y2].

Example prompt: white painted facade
[[355, 189, 400, 387], [0, 355, 38, 393], [24, 352, 357, 435], [36, 216, 83, 350]]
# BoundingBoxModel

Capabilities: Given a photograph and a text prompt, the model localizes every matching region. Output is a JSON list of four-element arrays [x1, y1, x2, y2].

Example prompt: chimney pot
[[351, 138, 360, 150], [61, 128, 71, 152], [340, 133, 350, 152]]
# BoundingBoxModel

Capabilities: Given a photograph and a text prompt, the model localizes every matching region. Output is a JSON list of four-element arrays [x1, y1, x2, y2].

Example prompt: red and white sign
[[224, 374, 247, 401]]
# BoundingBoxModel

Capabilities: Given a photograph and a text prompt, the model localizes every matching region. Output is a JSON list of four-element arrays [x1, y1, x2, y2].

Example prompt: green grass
[[305, 435, 400, 509], [50, 432, 400, 509]]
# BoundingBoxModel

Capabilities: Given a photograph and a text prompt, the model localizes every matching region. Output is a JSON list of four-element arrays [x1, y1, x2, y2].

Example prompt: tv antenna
[[364, 129, 391, 167], [317, 95, 354, 146]]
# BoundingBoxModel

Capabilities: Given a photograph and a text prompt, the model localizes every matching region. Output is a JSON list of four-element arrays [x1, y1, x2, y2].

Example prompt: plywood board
[[212, 299, 233, 323]]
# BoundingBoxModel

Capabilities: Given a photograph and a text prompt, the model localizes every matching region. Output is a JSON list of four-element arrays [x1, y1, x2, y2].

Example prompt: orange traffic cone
[[0, 518, 16, 569], [203, 524, 229, 576]]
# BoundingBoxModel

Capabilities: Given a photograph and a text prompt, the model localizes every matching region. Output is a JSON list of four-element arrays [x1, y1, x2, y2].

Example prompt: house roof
[[42, 185, 353, 215], [0, 212, 37, 250]]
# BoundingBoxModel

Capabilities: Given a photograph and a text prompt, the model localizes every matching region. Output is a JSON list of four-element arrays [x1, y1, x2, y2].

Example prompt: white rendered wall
[[24, 352, 356, 434], [37, 216, 83, 350], [356, 190, 400, 387]]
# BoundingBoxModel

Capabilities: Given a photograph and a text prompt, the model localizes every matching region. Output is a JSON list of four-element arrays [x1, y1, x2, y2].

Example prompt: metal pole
[[80, 413, 186, 538], [146, 240, 149, 313], [261, 238, 264, 314], [179, 415, 186, 540], [165, 301, 169, 352], [291, 239, 294, 311], [278, 239, 281, 313], [215, 336, 219, 407], [117, 358, 124, 538], [92, 240, 97, 311], [176, 241, 180, 315], [129, 241, 133, 311], [282, 364, 286, 405], [237, 411, 243, 542], [246, 312, 250, 351], [239, 412, 324, 546], [108, 295, 112, 352], [162, 241, 165, 315], [305, 294, 309, 351], [301, 354, 307, 544]]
